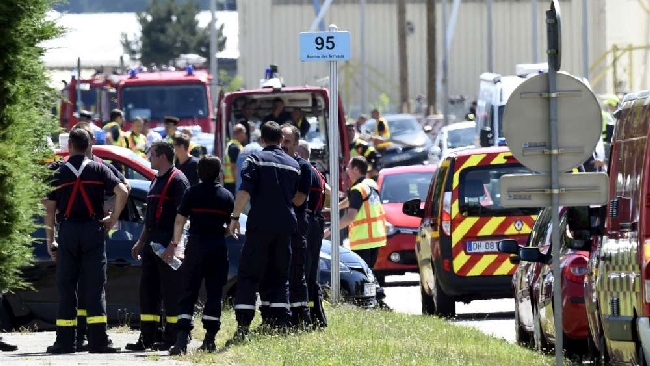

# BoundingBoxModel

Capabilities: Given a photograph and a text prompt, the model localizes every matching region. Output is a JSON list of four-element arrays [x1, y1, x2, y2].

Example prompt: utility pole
[[426, 0, 437, 115], [487, 0, 494, 72], [360, 0, 368, 115], [210, 0, 218, 115], [397, 0, 409, 113], [441, 0, 449, 125]]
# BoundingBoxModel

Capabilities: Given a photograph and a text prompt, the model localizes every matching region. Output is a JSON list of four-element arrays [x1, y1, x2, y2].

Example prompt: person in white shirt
[[142, 118, 162, 157]]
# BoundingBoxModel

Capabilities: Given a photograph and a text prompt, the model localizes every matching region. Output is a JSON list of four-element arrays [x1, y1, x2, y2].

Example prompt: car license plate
[[364, 283, 377, 297], [466, 240, 500, 253]]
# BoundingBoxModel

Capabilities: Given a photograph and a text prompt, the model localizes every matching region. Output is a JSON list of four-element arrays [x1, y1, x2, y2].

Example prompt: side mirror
[[518, 247, 548, 263], [509, 256, 520, 265], [423, 125, 433, 133], [498, 239, 519, 254], [402, 198, 424, 218]]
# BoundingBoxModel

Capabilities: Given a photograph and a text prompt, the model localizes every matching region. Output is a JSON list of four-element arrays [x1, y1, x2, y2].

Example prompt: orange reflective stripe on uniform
[[224, 139, 242, 184], [87, 315, 107, 324], [56, 319, 78, 327], [140, 314, 161, 322]]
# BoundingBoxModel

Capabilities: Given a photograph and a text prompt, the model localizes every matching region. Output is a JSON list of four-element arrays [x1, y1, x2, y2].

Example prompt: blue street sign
[[299, 31, 351, 62]]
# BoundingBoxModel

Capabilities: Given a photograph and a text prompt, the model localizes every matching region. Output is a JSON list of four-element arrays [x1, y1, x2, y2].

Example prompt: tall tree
[[0, 0, 60, 291], [122, 0, 227, 66]]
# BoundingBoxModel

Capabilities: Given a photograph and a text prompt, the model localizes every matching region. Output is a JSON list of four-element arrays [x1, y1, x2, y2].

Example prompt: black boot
[[225, 326, 249, 347], [89, 344, 121, 354], [0, 338, 17, 352], [46, 342, 75, 354], [169, 330, 189, 356], [198, 331, 217, 353], [125, 335, 153, 351]]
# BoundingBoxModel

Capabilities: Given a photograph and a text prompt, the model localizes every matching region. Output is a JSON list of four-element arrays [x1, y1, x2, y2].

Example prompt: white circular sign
[[502, 72, 602, 174]]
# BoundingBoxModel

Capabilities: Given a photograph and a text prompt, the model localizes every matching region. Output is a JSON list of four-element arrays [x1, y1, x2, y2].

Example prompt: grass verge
[[163, 304, 575, 366]]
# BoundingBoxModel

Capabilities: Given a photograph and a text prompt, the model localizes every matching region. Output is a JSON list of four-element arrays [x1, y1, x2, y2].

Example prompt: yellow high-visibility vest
[[223, 139, 242, 184], [103, 121, 126, 147], [374, 118, 392, 150], [349, 179, 388, 250], [126, 132, 147, 158]]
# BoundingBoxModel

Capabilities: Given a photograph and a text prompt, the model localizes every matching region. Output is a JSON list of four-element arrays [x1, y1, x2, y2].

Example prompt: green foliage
[[121, 0, 227, 66], [370, 92, 391, 114], [0, 0, 61, 291], [219, 70, 243, 92]]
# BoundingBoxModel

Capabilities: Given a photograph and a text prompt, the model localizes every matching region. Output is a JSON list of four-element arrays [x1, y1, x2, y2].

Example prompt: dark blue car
[[0, 180, 379, 330]]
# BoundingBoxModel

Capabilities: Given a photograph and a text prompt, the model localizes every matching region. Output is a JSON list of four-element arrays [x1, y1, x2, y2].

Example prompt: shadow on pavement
[[450, 311, 514, 321]]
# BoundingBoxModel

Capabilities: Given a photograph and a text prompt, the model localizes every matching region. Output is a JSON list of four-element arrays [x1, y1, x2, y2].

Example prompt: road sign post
[[500, 2, 607, 365], [300, 25, 350, 305]]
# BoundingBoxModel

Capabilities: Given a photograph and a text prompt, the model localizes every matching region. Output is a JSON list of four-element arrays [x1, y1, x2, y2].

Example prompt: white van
[[429, 121, 476, 164], [474, 63, 548, 147]]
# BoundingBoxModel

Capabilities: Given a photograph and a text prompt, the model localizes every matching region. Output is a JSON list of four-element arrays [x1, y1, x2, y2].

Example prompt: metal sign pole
[[328, 24, 341, 305], [547, 2, 563, 365]]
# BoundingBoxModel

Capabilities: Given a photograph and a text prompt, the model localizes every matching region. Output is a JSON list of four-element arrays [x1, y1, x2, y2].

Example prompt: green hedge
[[0, 1, 60, 291]]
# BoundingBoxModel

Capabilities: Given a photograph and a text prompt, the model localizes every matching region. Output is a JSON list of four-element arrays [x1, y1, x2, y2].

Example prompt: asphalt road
[[382, 273, 516, 343]]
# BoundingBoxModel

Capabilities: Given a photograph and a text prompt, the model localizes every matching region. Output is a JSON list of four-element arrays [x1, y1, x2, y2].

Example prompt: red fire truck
[[214, 66, 350, 190], [60, 66, 214, 133]]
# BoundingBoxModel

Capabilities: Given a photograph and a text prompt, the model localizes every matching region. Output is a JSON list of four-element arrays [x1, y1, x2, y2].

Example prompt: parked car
[[55, 145, 155, 181], [499, 206, 595, 357], [402, 147, 539, 317], [361, 114, 433, 168], [0, 180, 378, 330], [429, 121, 476, 164], [374, 165, 436, 285]]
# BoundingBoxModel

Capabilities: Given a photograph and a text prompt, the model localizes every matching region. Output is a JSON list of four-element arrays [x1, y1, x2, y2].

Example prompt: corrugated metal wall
[[238, 0, 601, 115]]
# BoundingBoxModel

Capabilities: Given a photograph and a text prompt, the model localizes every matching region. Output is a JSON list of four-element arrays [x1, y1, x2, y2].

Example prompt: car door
[[104, 190, 145, 323], [518, 208, 551, 331]]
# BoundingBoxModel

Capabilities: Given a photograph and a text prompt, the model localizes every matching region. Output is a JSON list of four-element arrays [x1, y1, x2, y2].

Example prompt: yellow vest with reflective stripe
[[224, 139, 242, 184], [104, 121, 126, 147], [126, 132, 147, 158], [349, 179, 387, 250], [374, 118, 392, 149]]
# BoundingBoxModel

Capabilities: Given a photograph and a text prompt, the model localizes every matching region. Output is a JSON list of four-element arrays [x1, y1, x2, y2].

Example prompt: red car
[[499, 206, 594, 357], [375, 165, 437, 285], [54, 145, 155, 181]]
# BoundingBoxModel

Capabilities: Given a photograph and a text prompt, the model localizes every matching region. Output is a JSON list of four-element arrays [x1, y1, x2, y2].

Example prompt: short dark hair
[[71, 122, 95, 142], [110, 109, 123, 121], [172, 133, 190, 150], [151, 141, 174, 162], [198, 155, 222, 183], [260, 121, 283, 144], [281, 123, 300, 141], [69, 128, 91, 152], [350, 155, 368, 175]]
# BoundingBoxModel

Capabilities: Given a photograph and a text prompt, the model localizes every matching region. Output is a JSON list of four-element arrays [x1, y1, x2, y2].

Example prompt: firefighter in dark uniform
[[296, 140, 328, 328], [227, 121, 300, 344], [47, 122, 130, 351], [126, 142, 190, 352], [44, 129, 128, 353], [168, 155, 235, 355], [280, 124, 312, 328]]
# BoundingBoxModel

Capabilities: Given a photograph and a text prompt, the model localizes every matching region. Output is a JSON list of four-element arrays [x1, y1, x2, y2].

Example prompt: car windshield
[[459, 164, 540, 216], [121, 83, 208, 121], [447, 127, 476, 148], [380, 172, 434, 204]]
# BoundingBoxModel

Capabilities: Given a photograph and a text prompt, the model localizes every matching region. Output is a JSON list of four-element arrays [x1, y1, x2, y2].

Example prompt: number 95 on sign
[[299, 31, 351, 62]]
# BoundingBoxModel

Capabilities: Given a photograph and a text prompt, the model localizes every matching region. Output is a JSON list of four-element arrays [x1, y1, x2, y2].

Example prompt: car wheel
[[514, 302, 532, 347], [420, 285, 436, 315], [0, 297, 14, 332], [533, 308, 550, 353], [432, 273, 455, 318], [375, 274, 386, 287]]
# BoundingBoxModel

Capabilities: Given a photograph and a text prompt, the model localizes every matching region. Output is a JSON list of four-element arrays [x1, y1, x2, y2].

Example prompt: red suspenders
[[310, 167, 326, 213], [57, 158, 104, 218], [147, 169, 181, 220]]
